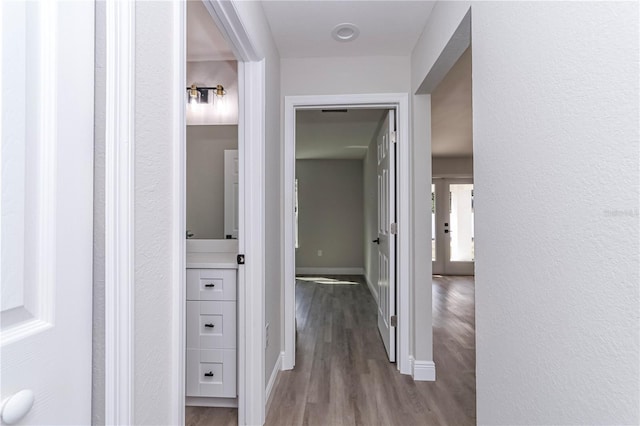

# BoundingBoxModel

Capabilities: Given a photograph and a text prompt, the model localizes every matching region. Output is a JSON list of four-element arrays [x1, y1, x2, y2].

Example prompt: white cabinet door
[[376, 110, 396, 362], [1, 1, 94, 424]]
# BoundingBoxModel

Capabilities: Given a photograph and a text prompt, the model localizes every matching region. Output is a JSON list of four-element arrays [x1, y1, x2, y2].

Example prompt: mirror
[[186, 124, 238, 239]]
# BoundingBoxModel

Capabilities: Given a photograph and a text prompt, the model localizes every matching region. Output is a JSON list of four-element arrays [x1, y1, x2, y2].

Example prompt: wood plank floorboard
[[185, 275, 476, 426]]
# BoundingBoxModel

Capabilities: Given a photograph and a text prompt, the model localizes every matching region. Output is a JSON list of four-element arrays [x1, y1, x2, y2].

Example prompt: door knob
[[372, 238, 380, 244], [0, 389, 34, 425], [444, 229, 449, 234]]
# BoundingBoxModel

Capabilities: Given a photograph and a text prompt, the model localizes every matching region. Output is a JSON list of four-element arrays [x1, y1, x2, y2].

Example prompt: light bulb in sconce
[[214, 84, 227, 112], [188, 84, 200, 104]]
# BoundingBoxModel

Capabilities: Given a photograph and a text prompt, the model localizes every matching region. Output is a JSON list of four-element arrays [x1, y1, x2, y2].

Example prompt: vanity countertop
[[186, 252, 238, 269]]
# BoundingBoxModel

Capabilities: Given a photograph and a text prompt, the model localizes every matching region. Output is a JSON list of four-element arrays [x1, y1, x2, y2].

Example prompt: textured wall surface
[[472, 2, 639, 424], [134, 2, 176, 424], [186, 125, 238, 239], [296, 160, 364, 269], [414, 1, 639, 423]]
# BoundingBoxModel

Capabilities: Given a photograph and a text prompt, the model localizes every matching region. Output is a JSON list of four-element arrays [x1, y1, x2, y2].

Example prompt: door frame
[[283, 93, 411, 375], [104, 1, 266, 425], [432, 178, 475, 275]]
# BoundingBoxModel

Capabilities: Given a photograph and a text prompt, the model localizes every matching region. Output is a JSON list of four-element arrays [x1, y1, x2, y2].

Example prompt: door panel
[[377, 110, 396, 362], [1, 1, 94, 424]]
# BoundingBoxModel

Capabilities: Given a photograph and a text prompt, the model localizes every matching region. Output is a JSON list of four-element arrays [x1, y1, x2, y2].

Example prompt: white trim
[[265, 351, 283, 410], [237, 59, 266, 426], [104, 0, 135, 424], [202, 0, 260, 62], [168, 2, 266, 425], [295, 267, 364, 275], [364, 273, 378, 303], [410, 357, 436, 381], [170, 1, 187, 425], [283, 93, 411, 375]]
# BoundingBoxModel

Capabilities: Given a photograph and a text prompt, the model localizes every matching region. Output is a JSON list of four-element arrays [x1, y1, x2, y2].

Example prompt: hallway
[[265, 275, 476, 425], [186, 275, 475, 425]]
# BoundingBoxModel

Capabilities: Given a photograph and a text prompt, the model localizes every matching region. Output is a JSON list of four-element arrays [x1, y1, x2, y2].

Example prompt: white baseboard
[[364, 273, 378, 302], [266, 351, 283, 409], [410, 357, 436, 381], [186, 396, 238, 408], [295, 267, 364, 275]]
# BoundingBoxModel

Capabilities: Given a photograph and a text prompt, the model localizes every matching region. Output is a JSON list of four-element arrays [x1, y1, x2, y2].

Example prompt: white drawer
[[187, 269, 236, 301], [186, 349, 237, 398], [187, 301, 236, 349]]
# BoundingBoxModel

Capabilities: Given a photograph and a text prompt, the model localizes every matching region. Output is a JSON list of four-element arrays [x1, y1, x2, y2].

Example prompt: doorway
[[294, 107, 397, 362], [429, 44, 474, 276], [432, 178, 475, 275], [283, 94, 412, 375]]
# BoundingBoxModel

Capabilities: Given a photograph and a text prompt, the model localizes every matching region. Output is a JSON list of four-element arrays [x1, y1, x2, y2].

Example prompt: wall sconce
[[186, 83, 226, 104]]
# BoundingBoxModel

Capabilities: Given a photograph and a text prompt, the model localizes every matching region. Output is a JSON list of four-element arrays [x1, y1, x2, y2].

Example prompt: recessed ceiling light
[[332, 23, 359, 42]]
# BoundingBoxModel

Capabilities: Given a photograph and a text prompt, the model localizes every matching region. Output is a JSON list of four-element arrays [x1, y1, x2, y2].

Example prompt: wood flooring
[[186, 275, 476, 426]]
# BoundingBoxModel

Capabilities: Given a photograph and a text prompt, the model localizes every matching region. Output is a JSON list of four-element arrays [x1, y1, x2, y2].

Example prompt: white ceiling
[[186, 0, 470, 158], [262, 1, 436, 58], [187, 1, 235, 62], [431, 47, 473, 157], [296, 109, 387, 159]]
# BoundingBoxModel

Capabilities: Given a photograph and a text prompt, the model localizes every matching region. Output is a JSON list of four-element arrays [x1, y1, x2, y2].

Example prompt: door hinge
[[390, 315, 397, 327], [391, 131, 397, 144], [237, 254, 245, 265], [390, 223, 397, 235]]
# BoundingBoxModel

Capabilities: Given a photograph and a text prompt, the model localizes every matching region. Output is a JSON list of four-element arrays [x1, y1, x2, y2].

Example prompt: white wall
[[232, 0, 283, 397], [186, 60, 238, 125], [295, 160, 364, 270], [432, 156, 473, 178], [281, 55, 411, 96], [133, 2, 177, 423], [413, 1, 639, 424]]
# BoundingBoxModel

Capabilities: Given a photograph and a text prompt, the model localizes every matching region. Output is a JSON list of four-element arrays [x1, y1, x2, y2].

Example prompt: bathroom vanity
[[185, 241, 238, 408]]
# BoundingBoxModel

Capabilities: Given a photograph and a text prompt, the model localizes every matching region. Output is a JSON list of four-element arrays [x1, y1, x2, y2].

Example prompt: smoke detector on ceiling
[[331, 23, 359, 42]]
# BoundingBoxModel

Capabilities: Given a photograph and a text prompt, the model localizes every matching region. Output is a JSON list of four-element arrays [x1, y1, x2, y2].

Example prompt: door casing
[[104, 1, 267, 425], [283, 93, 411, 376], [432, 178, 475, 276]]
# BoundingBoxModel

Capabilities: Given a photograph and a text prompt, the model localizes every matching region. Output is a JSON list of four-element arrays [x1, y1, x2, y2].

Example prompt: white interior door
[[224, 149, 238, 239], [376, 110, 396, 362], [432, 178, 475, 275], [0, 1, 94, 424]]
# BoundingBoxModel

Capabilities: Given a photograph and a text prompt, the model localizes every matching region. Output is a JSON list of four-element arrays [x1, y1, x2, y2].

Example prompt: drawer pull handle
[[204, 284, 215, 288], [204, 371, 214, 377], [204, 323, 215, 328]]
